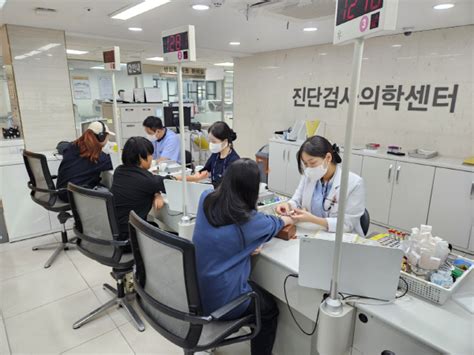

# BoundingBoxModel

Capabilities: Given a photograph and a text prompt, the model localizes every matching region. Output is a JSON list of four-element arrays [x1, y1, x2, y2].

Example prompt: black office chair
[[185, 150, 194, 170], [67, 183, 144, 332], [360, 209, 370, 236], [23, 150, 75, 268], [128, 211, 262, 355]]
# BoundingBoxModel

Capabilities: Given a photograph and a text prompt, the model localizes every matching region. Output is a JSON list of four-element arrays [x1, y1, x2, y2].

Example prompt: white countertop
[[0, 150, 61, 167], [270, 136, 473, 173], [258, 237, 473, 355], [0, 139, 24, 148]]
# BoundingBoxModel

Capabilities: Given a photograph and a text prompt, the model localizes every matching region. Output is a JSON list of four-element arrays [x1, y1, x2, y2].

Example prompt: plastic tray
[[408, 149, 438, 159], [400, 254, 473, 305]]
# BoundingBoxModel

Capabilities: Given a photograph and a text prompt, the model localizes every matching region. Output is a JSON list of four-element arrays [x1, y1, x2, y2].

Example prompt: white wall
[[70, 68, 136, 117], [233, 26, 473, 159]]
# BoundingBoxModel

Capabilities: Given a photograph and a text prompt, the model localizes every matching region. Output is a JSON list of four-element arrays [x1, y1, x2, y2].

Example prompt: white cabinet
[[118, 104, 163, 148], [350, 154, 363, 176], [390, 162, 435, 231], [428, 168, 474, 249], [1, 164, 52, 241], [362, 157, 394, 225], [352, 310, 441, 355], [268, 141, 301, 196], [362, 157, 435, 230]]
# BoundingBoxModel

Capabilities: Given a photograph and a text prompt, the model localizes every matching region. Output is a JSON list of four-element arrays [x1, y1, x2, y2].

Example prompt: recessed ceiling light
[[111, 0, 170, 20], [225, 70, 234, 73], [146, 56, 164, 61], [67, 49, 89, 55], [47, 54, 53, 57], [392, 44, 402, 47], [229, 42, 240, 46], [192, 4, 210, 11], [319, 52, 327, 56], [91, 66, 105, 70], [433, 3, 455, 10], [214, 62, 234, 67], [128, 27, 143, 32], [303, 27, 318, 32]]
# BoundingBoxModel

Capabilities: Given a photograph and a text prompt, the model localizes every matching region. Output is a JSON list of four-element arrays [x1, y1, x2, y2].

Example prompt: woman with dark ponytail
[[276, 135, 366, 235], [178, 121, 240, 187]]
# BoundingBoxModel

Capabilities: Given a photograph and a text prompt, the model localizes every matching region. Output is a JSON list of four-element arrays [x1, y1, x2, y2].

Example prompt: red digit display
[[162, 32, 190, 54], [336, 0, 383, 26]]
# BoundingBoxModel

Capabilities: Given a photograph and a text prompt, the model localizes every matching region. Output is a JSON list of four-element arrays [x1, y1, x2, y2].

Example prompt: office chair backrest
[[23, 150, 57, 207], [67, 183, 123, 264], [360, 209, 370, 236], [129, 211, 203, 349]]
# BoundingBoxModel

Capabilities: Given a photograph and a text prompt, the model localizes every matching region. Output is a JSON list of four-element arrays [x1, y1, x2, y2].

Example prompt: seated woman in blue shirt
[[57, 121, 114, 202], [193, 159, 294, 355], [179, 121, 239, 187]]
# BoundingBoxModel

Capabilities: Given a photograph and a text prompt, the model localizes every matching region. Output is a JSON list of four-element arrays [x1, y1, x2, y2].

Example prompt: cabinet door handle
[[126, 124, 135, 127], [471, 181, 474, 200], [396, 166, 401, 184], [388, 164, 393, 182], [287, 150, 290, 161], [282, 149, 286, 161]]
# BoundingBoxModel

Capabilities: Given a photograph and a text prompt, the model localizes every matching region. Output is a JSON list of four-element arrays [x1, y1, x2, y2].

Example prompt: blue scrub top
[[192, 190, 284, 318], [152, 128, 181, 162]]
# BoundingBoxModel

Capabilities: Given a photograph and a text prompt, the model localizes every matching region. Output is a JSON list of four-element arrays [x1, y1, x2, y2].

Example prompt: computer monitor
[[164, 106, 191, 128]]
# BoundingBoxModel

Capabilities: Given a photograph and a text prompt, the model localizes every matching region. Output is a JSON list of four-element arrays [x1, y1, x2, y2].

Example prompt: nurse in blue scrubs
[[192, 158, 293, 355]]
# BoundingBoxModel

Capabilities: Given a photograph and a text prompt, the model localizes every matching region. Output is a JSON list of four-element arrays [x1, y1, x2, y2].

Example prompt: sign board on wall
[[72, 76, 91, 100], [98, 76, 113, 100], [127, 61, 142, 75]]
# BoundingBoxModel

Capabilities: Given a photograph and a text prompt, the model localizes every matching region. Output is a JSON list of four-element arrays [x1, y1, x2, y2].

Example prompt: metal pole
[[177, 62, 189, 221], [328, 38, 365, 306], [111, 71, 121, 148]]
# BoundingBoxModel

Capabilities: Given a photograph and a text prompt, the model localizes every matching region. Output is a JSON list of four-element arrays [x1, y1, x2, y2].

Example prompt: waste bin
[[255, 145, 269, 183]]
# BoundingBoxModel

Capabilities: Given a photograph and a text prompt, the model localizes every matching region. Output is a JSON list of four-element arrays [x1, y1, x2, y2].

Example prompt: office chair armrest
[[51, 175, 58, 179], [210, 291, 258, 320], [28, 182, 60, 194]]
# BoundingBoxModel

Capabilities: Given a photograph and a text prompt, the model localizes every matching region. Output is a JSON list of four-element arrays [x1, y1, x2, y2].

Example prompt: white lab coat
[[288, 165, 366, 236]]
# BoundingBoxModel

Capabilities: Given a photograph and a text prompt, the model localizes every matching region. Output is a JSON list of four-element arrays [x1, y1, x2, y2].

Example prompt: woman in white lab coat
[[276, 136, 366, 236]]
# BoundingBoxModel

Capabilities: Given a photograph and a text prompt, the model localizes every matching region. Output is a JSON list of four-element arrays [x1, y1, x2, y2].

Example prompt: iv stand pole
[[177, 61, 190, 224], [324, 37, 365, 312]]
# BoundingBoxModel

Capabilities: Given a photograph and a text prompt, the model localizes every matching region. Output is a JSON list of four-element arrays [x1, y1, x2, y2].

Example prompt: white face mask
[[146, 133, 157, 142], [304, 160, 329, 181], [209, 141, 226, 154], [102, 141, 115, 155]]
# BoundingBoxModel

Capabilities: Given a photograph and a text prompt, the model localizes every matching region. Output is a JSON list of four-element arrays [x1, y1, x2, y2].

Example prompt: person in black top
[[178, 121, 240, 187], [111, 137, 167, 244], [57, 121, 114, 202]]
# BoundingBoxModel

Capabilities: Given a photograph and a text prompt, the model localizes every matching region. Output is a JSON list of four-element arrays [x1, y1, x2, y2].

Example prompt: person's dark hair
[[297, 135, 342, 174], [142, 116, 164, 131], [208, 121, 237, 147], [118, 89, 125, 95], [204, 158, 260, 227], [122, 136, 154, 167]]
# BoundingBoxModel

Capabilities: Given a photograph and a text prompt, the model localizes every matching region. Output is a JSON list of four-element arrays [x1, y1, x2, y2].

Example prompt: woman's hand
[[280, 215, 295, 226], [291, 208, 316, 223], [251, 245, 263, 256], [276, 202, 291, 216], [153, 193, 165, 210]]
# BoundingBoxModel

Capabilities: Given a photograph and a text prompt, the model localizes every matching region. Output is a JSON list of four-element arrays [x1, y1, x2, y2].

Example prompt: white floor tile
[[66, 249, 115, 288], [0, 238, 70, 282], [0, 257, 88, 318], [61, 329, 134, 355], [119, 320, 183, 355], [215, 341, 251, 355], [0, 233, 58, 254], [0, 318, 10, 355], [5, 289, 116, 355], [90, 284, 132, 328]]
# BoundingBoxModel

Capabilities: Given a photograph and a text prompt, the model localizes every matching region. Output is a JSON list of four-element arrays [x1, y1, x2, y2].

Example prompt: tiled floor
[[0, 232, 251, 355]]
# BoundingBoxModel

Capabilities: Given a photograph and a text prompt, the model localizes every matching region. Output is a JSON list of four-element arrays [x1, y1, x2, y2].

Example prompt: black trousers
[[244, 281, 279, 355]]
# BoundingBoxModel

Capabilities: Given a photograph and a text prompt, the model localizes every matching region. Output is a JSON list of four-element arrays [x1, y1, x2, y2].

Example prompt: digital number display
[[162, 32, 189, 54], [336, 0, 383, 26]]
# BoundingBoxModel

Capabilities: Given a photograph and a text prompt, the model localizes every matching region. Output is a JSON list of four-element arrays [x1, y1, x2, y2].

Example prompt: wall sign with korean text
[[292, 84, 459, 113]]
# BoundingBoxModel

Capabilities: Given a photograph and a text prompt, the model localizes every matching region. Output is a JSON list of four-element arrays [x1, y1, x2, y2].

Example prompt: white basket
[[400, 255, 473, 305]]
